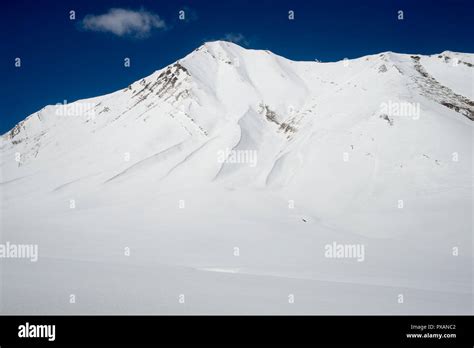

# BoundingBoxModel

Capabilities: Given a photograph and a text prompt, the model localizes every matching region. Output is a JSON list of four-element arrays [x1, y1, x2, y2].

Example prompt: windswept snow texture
[[1, 41, 473, 314]]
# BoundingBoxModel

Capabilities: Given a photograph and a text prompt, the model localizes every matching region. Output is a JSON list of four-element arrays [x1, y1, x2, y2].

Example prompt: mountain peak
[[203, 40, 242, 48], [192, 40, 245, 54], [189, 40, 249, 60]]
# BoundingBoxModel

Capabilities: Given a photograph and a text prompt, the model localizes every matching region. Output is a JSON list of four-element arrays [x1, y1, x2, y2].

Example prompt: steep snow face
[[1, 41, 473, 314]]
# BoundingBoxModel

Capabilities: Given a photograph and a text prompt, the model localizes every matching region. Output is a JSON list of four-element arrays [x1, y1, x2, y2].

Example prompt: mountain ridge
[[2, 40, 473, 140]]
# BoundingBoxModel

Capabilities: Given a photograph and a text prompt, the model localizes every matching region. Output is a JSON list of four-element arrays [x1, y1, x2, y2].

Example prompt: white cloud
[[82, 8, 166, 38], [222, 33, 249, 46]]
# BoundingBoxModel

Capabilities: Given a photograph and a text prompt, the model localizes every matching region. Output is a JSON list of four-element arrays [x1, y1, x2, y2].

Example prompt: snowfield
[[0, 41, 472, 314]]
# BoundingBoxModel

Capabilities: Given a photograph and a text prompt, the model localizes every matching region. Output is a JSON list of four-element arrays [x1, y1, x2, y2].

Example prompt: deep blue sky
[[1, 0, 473, 134]]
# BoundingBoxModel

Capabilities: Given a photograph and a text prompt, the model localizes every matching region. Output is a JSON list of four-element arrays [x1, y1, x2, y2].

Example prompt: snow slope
[[0, 41, 473, 314]]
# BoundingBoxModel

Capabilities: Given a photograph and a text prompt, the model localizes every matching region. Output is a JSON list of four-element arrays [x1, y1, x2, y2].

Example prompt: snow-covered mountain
[[1, 41, 473, 314]]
